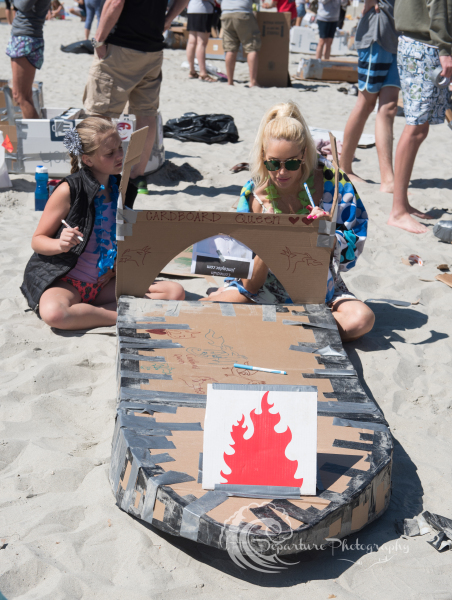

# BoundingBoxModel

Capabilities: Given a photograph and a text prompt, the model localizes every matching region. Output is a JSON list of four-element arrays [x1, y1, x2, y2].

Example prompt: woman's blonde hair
[[250, 101, 317, 189], [69, 117, 117, 174]]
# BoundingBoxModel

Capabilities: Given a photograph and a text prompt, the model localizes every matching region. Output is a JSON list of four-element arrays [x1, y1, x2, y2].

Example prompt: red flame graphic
[[220, 392, 303, 488]]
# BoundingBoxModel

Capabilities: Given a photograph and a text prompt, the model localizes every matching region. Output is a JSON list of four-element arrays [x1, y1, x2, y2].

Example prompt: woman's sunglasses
[[263, 158, 303, 172]]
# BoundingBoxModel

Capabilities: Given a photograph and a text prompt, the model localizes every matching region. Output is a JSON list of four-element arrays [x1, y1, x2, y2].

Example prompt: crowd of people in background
[[2, 0, 452, 236]]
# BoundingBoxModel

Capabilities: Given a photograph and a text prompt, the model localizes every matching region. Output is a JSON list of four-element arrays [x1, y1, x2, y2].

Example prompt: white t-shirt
[[187, 0, 215, 14]]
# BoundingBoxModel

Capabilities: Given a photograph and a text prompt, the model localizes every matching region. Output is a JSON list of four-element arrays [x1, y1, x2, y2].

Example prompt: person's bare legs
[[375, 86, 399, 193], [130, 115, 157, 178], [388, 122, 432, 233], [340, 89, 378, 182], [315, 39, 325, 59], [6, 8, 15, 24], [331, 299, 375, 342], [225, 51, 237, 85], [39, 279, 184, 330], [186, 31, 198, 76], [195, 31, 210, 78], [11, 57, 39, 119], [247, 51, 259, 87], [324, 38, 333, 60]]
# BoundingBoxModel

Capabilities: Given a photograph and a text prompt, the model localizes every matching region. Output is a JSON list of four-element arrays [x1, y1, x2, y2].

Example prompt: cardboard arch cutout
[[116, 210, 336, 303]]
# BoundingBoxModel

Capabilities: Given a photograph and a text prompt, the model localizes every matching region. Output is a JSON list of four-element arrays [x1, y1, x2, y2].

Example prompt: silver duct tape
[[433, 219, 452, 243], [165, 302, 181, 317], [120, 370, 172, 380], [197, 452, 203, 484], [317, 345, 347, 357], [141, 471, 195, 523], [262, 305, 277, 322], [214, 484, 301, 499], [117, 317, 166, 324], [318, 401, 379, 414], [283, 320, 337, 330], [112, 428, 128, 494], [118, 401, 177, 413], [314, 369, 357, 377], [116, 223, 133, 237], [120, 324, 189, 330], [180, 491, 229, 541], [117, 207, 138, 224], [318, 220, 335, 235], [317, 234, 336, 249], [220, 303, 236, 317], [333, 417, 389, 432], [120, 456, 140, 511], [212, 383, 318, 393], [120, 354, 166, 363]]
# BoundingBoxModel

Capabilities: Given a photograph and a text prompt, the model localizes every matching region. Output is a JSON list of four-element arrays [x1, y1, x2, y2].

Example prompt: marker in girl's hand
[[304, 182, 316, 209], [234, 363, 287, 375], [61, 219, 83, 242]]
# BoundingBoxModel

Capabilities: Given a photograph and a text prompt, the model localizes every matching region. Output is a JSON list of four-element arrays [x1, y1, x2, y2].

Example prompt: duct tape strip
[[318, 220, 335, 235], [122, 428, 175, 450], [120, 387, 207, 406], [214, 484, 301, 499], [165, 302, 181, 317], [283, 319, 337, 330], [262, 305, 277, 322], [130, 447, 175, 469], [117, 207, 138, 224], [289, 343, 318, 353], [120, 353, 166, 363], [117, 317, 166, 325], [118, 401, 177, 414], [118, 338, 183, 349], [332, 417, 389, 432], [313, 368, 357, 377], [220, 303, 236, 317], [317, 234, 336, 249], [120, 456, 141, 511], [212, 383, 318, 393], [180, 491, 229, 541], [116, 223, 133, 237], [318, 401, 379, 414], [120, 370, 172, 381], [333, 439, 374, 452], [156, 422, 203, 431], [317, 345, 347, 357], [197, 452, 203, 483], [141, 471, 195, 523]]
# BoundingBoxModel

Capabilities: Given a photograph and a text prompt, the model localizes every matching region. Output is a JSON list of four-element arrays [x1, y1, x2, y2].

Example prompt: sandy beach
[[1, 14, 452, 600]]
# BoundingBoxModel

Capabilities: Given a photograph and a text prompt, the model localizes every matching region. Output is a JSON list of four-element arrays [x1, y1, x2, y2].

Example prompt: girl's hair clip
[[63, 127, 83, 156]]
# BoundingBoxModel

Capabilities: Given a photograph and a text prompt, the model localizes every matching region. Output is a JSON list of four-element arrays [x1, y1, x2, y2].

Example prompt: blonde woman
[[205, 101, 374, 342]]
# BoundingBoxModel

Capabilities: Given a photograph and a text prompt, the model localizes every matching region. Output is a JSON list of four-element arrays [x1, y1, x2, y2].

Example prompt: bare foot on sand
[[408, 205, 435, 219], [387, 212, 428, 233]]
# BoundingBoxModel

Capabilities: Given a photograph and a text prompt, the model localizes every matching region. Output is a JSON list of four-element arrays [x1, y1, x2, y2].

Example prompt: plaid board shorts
[[397, 36, 449, 126], [6, 35, 45, 69]]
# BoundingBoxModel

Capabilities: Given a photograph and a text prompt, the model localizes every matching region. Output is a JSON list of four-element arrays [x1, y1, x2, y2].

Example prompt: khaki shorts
[[221, 12, 261, 54], [83, 45, 163, 118]]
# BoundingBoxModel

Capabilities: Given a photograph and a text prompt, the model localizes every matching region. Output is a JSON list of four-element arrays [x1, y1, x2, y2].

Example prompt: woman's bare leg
[[186, 31, 197, 76], [11, 57, 39, 119], [331, 299, 375, 342], [195, 31, 210, 78]]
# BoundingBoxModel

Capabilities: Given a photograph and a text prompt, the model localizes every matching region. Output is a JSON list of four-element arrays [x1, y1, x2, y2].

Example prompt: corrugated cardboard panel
[[256, 12, 291, 87]]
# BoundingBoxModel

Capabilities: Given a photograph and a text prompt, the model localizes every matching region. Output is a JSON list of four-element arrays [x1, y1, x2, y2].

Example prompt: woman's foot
[[189, 71, 198, 79], [199, 74, 216, 82]]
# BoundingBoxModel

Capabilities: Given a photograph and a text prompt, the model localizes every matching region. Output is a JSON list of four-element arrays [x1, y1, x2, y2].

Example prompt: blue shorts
[[358, 41, 400, 94], [317, 19, 338, 39], [397, 36, 449, 126]]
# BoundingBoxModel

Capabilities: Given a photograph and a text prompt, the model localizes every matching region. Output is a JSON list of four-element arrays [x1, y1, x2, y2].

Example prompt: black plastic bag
[[60, 40, 94, 55], [163, 112, 239, 144]]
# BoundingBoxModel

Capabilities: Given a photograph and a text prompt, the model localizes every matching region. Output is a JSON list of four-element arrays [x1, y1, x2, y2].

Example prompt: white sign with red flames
[[202, 385, 318, 495]]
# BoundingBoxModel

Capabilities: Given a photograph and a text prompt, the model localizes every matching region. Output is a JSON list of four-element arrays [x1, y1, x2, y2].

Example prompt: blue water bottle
[[35, 165, 49, 211]]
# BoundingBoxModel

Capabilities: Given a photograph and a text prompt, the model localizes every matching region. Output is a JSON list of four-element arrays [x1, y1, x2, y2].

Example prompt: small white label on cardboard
[[191, 235, 254, 279], [213, 44, 219, 51], [202, 386, 318, 495]]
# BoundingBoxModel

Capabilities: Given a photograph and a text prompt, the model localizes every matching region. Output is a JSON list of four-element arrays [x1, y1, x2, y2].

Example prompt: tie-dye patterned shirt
[[235, 156, 368, 303]]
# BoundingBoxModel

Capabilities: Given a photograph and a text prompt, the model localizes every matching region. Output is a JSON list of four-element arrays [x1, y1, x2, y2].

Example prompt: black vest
[[20, 168, 137, 312]]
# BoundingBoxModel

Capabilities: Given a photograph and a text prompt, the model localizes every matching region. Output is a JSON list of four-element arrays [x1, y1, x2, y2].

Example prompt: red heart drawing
[[302, 217, 310, 225], [289, 216, 300, 224]]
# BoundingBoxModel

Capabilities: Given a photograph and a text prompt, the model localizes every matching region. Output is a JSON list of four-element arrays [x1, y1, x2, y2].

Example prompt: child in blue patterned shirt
[[204, 101, 374, 341]]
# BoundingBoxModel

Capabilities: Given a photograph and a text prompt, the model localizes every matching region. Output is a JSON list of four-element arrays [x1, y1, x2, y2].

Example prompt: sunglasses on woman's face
[[263, 158, 303, 172]]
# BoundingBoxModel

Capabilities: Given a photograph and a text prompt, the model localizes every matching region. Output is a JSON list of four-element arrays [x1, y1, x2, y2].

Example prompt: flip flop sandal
[[189, 71, 199, 79], [230, 162, 249, 174], [199, 74, 217, 82]]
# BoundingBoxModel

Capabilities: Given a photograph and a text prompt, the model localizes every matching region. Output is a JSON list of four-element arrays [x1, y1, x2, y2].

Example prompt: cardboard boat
[[111, 297, 392, 557], [109, 130, 392, 559]]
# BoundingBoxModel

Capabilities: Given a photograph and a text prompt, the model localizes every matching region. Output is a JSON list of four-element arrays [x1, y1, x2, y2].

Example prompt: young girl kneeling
[[205, 102, 374, 342], [21, 117, 184, 330]]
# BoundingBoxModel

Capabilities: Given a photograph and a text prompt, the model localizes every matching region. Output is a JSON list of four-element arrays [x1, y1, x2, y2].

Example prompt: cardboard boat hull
[[110, 297, 392, 556]]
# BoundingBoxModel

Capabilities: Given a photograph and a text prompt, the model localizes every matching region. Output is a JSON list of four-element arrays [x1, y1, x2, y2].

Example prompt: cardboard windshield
[[116, 210, 335, 303]]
